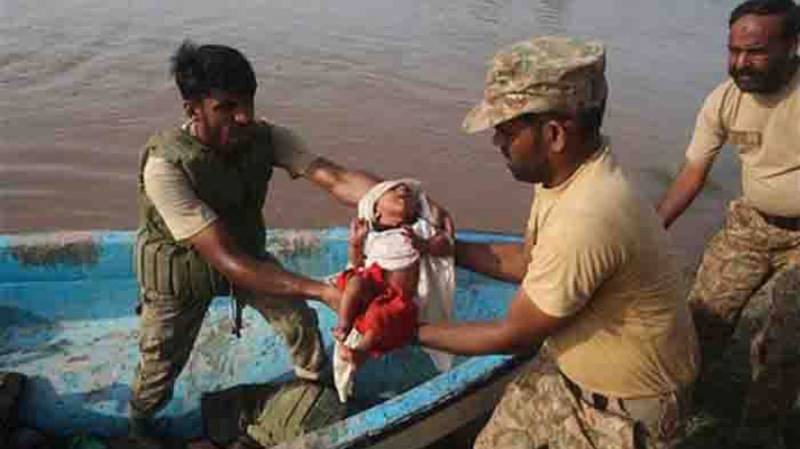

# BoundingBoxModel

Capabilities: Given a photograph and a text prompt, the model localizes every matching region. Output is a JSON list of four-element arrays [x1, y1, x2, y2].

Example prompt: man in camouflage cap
[[462, 35, 607, 133], [418, 36, 699, 448]]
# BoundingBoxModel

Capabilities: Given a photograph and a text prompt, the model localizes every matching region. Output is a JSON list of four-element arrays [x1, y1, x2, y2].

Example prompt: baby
[[332, 179, 452, 401]]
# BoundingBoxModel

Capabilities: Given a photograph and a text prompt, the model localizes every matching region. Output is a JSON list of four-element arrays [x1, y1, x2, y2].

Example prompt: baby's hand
[[402, 227, 452, 257], [349, 218, 369, 247], [401, 226, 424, 251], [425, 232, 453, 257]]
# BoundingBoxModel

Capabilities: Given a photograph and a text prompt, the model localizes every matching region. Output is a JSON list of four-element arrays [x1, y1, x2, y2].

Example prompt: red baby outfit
[[335, 263, 418, 357]]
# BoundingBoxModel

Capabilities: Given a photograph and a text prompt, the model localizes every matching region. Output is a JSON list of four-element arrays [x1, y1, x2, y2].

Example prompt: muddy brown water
[[1, 0, 743, 263]]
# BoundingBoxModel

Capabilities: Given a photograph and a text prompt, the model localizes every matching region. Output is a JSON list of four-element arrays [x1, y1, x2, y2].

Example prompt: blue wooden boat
[[0, 228, 529, 448]]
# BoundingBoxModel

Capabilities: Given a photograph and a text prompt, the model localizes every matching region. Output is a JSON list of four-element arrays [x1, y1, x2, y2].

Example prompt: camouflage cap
[[462, 36, 607, 134]]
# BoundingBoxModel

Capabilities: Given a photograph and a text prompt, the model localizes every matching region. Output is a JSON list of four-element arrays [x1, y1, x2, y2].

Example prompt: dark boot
[[128, 415, 167, 449]]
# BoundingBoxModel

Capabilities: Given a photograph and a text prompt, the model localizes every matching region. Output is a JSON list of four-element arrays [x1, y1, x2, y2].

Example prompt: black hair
[[729, 0, 800, 39], [520, 102, 606, 140], [170, 40, 257, 100]]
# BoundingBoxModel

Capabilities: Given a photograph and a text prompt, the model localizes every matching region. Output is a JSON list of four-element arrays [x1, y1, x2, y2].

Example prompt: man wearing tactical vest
[[130, 41, 451, 447]]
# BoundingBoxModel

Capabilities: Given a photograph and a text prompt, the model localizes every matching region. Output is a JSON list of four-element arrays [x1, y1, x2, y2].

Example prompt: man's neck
[[782, 57, 800, 87], [545, 134, 603, 188]]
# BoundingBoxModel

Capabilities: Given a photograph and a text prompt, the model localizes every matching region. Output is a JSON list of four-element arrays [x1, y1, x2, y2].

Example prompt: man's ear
[[545, 119, 568, 154], [183, 100, 199, 120]]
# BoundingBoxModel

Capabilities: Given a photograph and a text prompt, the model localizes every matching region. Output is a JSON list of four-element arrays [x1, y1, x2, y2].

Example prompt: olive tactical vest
[[134, 124, 274, 300]]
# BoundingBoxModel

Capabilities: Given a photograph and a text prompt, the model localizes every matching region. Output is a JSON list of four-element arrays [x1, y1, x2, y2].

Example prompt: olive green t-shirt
[[143, 122, 319, 240]]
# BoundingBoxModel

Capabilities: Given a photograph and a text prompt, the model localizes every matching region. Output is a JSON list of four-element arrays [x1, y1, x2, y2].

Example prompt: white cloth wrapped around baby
[[332, 178, 456, 403]]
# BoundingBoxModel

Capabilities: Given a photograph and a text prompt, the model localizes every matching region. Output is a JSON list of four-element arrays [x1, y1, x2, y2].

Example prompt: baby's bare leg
[[335, 275, 372, 341]]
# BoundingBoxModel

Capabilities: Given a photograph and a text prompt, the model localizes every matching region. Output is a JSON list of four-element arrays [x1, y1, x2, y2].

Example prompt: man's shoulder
[[565, 148, 633, 205], [252, 120, 274, 144], [701, 78, 739, 113], [144, 127, 182, 147], [143, 127, 203, 162], [556, 154, 644, 234]]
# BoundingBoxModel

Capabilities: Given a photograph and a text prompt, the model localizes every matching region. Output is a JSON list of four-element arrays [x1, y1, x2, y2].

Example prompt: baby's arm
[[348, 218, 368, 267], [335, 218, 372, 341]]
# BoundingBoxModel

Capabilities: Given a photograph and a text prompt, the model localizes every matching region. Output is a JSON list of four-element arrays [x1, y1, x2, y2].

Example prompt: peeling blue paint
[[0, 228, 523, 444], [5, 232, 100, 267]]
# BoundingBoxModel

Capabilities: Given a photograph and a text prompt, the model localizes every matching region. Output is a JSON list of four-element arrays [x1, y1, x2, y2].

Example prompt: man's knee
[[131, 325, 189, 413], [132, 297, 202, 417]]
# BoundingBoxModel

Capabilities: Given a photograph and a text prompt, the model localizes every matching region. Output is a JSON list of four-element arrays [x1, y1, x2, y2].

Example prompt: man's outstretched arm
[[418, 288, 569, 356], [189, 222, 341, 309], [455, 240, 527, 283], [656, 158, 713, 229], [303, 157, 456, 234], [303, 158, 380, 206]]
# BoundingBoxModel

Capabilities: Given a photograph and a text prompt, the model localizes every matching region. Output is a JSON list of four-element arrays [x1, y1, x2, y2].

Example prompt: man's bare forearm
[[418, 321, 514, 355], [418, 320, 542, 356], [305, 158, 380, 206], [455, 240, 526, 283], [228, 259, 329, 299], [190, 222, 336, 305], [418, 290, 563, 357], [656, 160, 710, 229]]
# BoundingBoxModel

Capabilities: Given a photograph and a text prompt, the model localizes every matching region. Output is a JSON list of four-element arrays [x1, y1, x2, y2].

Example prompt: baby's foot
[[332, 322, 351, 342]]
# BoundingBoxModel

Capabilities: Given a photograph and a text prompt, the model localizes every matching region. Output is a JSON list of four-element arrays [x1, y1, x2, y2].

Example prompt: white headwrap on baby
[[357, 178, 422, 227], [358, 178, 424, 271]]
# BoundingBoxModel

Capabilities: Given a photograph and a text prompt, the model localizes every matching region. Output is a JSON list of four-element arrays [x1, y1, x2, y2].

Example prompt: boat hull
[[0, 228, 525, 446]]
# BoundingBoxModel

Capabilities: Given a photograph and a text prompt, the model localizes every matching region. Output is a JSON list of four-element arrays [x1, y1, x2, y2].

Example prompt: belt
[[759, 211, 800, 231], [561, 373, 625, 414]]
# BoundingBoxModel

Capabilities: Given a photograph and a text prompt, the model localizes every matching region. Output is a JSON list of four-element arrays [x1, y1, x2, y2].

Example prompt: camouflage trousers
[[129, 285, 325, 418], [689, 199, 800, 446], [474, 348, 691, 449]]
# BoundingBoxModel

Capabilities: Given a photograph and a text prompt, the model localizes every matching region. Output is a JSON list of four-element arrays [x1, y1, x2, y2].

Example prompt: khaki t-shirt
[[523, 143, 699, 398], [143, 123, 320, 241], [686, 69, 800, 217]]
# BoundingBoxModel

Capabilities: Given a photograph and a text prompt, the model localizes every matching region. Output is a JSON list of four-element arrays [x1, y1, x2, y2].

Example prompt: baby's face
[[375, 184, 418, 226]]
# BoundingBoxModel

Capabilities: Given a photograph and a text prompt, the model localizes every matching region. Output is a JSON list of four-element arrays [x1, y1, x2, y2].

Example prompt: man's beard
[[730, 61, 788, 93], [223, 125, 256, 151]]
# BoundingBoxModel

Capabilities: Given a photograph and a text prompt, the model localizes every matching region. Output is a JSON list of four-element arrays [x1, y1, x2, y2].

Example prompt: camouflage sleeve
[[269, 123, 322, 179]]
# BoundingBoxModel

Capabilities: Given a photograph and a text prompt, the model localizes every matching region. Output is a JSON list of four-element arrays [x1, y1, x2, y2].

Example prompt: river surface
[[1, 0, 744, 261]]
